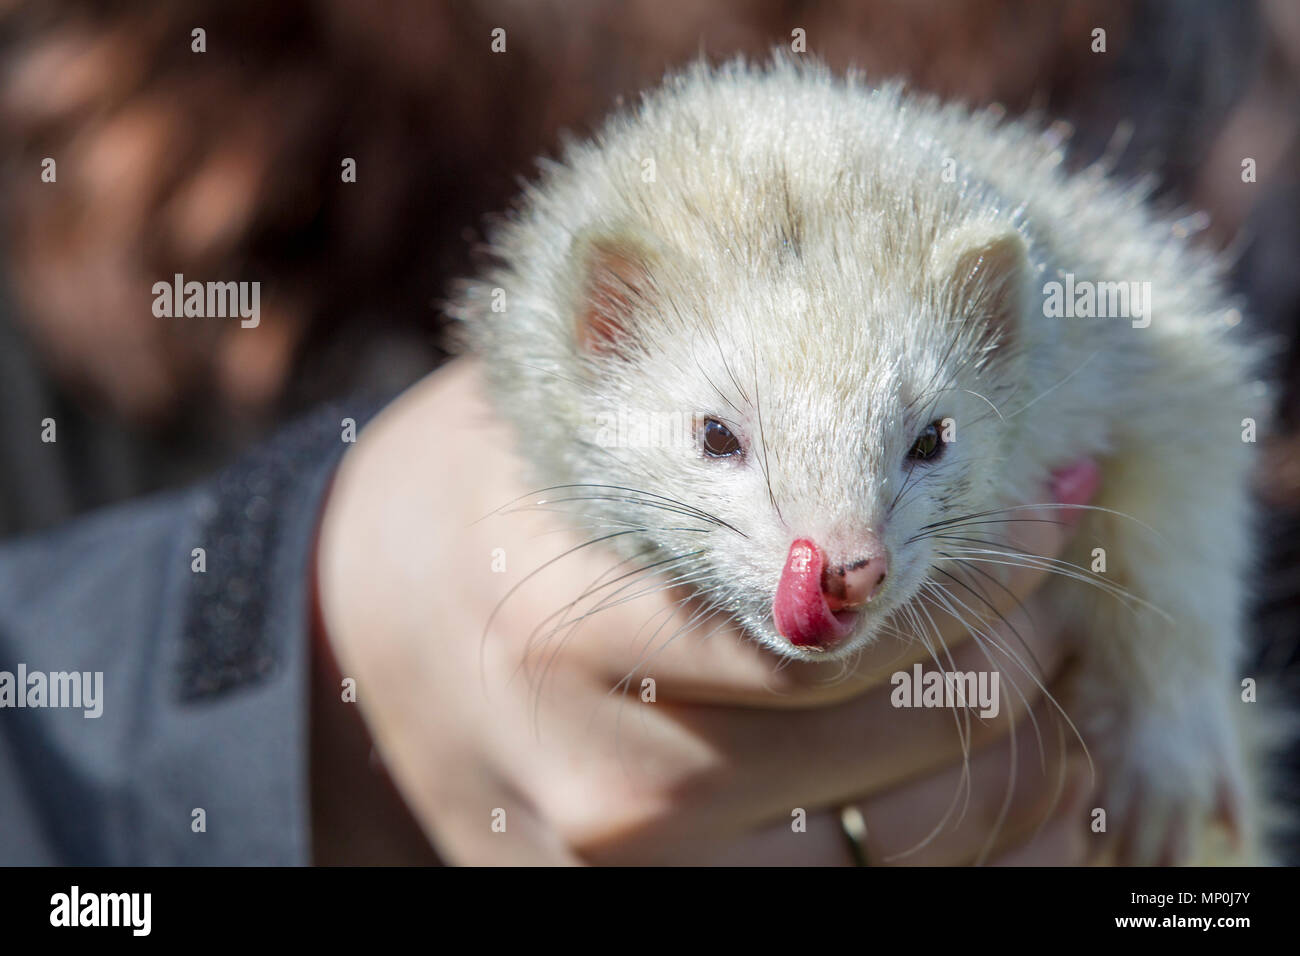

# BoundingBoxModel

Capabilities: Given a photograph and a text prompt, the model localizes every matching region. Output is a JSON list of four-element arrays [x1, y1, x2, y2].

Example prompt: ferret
[[451, 54, 1274, 865]]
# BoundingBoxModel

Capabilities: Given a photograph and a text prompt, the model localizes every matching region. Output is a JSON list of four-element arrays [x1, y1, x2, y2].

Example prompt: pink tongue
[[773, 539, 854, 649]]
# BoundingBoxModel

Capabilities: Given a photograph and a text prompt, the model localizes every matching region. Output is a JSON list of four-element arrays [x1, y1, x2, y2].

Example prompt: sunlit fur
[[452, 55, 1274, 864]]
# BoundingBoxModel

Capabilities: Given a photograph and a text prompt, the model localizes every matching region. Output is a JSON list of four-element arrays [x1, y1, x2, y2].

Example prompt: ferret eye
[[700, 418, 743, 458], [907, 422, 946, 462]]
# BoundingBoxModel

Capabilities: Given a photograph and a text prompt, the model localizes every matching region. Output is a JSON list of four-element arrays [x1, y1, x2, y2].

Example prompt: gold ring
[[839, 805, 870, 866]]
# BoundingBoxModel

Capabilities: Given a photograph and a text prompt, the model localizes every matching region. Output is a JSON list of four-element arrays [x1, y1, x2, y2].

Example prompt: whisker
[[919, 579, 1042, 865], [517, 548, 707, 678], [936, 547, 1171, 622], [479, 528, 672, 691], [1007, 348, 1101, 419], [503, 492, 740, 535], [914, 502, 1164, 543], [874, 592, 975, 863], [477, 482, 747, 537], [503, 495, 726, 530], [923, 572, 1094, 783]]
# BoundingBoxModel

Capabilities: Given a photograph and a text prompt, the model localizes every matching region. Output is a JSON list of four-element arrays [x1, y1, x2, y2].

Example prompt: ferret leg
[[1054, 439, 1257, 865]]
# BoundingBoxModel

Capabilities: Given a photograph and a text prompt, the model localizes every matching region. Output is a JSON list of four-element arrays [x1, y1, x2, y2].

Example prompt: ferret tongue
[[773, 539, 855, 649]]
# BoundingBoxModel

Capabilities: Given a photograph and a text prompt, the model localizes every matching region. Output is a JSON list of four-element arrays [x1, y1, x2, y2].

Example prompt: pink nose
[[821, 553, 888, 610]]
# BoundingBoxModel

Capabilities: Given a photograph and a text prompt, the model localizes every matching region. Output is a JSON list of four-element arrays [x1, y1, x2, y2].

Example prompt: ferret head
[[459, 60, 1046, 661]]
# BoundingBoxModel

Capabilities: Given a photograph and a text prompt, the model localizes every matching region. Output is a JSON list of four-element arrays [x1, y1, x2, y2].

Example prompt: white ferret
[[452, 55, 1274, 865]]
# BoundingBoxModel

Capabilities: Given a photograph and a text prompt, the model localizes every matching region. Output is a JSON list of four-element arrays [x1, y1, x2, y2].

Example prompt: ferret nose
[[821, 552, 888, 610]]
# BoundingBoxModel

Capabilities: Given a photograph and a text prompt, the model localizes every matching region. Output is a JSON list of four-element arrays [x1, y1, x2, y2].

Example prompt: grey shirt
[[0, 398, 384, 864]]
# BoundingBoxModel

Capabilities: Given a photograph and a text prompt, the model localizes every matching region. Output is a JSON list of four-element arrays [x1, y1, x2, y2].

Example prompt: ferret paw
[[1094, 713, 1246, 866]]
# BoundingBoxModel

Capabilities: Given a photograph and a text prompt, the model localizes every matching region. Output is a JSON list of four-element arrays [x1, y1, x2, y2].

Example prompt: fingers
[[988, 790, 1091, 865], [675, 601, 1071, 813], [639, 702, 1090, 866], [532, 602, 1074, 860], [420, 797, 587, 866], [836, 710, 1089, 866], [371, 714, 587, 866], [706, 776, 1093, 866]]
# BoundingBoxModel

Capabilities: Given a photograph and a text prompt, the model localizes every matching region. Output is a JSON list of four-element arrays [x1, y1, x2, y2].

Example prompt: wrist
[[307, 465, 443, 865]]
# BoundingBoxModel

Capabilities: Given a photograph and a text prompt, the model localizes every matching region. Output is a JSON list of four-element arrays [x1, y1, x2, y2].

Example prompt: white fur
[[451, 55, 1274, 864]]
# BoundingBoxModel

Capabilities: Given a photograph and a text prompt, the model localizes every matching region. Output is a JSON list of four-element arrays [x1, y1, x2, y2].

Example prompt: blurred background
[[0, 0, 1297, 855]]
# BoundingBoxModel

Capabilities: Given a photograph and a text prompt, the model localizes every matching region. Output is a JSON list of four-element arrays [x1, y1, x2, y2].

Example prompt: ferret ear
[[931, 224, 1029, 353], [574, 235, 657, 358]]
